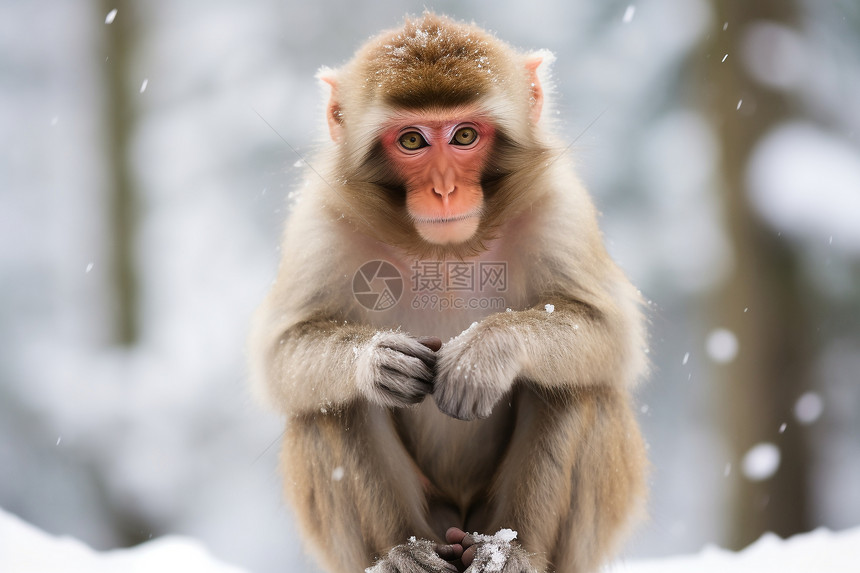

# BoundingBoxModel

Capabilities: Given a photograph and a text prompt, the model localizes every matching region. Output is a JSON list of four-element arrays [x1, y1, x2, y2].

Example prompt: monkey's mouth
[[411, 212, 480, 225], [411, 211, 481, 245]]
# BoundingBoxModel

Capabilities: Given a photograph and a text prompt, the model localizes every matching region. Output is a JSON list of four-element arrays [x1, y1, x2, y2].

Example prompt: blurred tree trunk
[[102, 0, 139, 346], [101, 0, 156, 547], [699, 0, 815, 548]]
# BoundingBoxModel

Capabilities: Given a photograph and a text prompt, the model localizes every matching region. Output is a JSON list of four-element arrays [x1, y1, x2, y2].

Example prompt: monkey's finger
[[445, 527, 468, 545], [433, 542, 463, 561], [379, 348, 435, 382], [461, 544, 477, 568], [380, 339, 437, 368], [417, 336, 443, 352], [377, 377, 432, 405]]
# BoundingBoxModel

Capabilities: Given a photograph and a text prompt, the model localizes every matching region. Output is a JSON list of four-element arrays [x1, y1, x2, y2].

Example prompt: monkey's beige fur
[[249, 13, 648, 573]]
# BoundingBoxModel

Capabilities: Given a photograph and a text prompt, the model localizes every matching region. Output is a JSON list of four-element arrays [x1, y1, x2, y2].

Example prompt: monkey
[[248, 13, 648, 573]]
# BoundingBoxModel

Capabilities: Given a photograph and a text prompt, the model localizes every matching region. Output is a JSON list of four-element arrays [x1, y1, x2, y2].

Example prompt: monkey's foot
[[365, 536, 461, 573], [447, 527, 539, 573]]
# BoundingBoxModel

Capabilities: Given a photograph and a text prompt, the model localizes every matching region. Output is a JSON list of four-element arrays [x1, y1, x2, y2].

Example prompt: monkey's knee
[[550, 391, 647, 571]]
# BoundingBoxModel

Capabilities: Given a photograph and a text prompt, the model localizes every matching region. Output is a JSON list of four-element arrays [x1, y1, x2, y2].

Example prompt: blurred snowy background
[[1, 1, 858, 572]]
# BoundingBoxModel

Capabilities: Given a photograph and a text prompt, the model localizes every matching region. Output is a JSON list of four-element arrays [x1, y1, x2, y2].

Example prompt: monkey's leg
[[481, 387, 647, 573], [282, 404, 453, 573]]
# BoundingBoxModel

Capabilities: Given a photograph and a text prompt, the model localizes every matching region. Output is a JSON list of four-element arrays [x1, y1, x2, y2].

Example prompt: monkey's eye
[[398, 131, 428, 151], [450, 126, 478, 146]]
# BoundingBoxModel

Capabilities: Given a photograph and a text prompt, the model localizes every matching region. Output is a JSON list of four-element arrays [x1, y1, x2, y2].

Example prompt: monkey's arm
[[250, 312, 438, 415], [515, 295, 644, 387], [434, 292, 645, 421]]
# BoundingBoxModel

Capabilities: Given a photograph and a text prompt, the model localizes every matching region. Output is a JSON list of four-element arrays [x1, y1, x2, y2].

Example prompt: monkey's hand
[[355, 331, 438, 408], [447, 528, 539, 573], [365, 536, 460, 573], [433, 324, 522, 421]]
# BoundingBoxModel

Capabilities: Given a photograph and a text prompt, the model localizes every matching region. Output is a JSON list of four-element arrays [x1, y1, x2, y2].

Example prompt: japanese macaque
[[249, 13, 648, 573]]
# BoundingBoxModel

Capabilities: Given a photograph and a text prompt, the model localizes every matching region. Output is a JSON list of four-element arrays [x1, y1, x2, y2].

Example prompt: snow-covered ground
[[2, 506, 857, 573], [612, 527, 860, 573], [0, 506, 244, 573]]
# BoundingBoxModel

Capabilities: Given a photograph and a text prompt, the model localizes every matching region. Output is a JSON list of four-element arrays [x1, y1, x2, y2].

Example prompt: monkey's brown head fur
[[358, 14, 503, 109], [319, 13, 555, 259]]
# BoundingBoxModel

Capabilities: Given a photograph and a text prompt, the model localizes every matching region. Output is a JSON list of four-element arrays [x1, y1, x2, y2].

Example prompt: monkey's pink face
[[382, 112, 495, 245]]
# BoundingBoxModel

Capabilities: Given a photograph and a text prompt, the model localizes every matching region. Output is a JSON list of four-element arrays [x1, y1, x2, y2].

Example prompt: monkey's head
[[318, 13, 554, 258]]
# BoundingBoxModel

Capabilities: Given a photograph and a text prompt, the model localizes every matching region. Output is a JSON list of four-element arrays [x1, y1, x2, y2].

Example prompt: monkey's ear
[[525, 51, 554, 125], [317, 67, 344, 142]]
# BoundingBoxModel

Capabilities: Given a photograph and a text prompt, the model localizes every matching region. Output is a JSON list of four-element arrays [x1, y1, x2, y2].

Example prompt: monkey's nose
[[432, 168, 456, 198], [432, 184, 456, 197]]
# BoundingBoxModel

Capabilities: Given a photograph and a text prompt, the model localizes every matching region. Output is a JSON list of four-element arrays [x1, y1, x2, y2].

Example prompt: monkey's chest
[[392, 398, 515, 506], [355, 241, 529, 341]]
